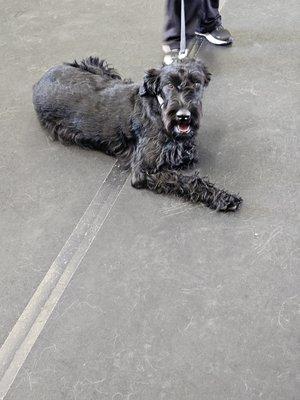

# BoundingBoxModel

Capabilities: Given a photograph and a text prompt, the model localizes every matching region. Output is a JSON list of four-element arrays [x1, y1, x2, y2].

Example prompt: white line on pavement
[[0, 162, 128, 399]]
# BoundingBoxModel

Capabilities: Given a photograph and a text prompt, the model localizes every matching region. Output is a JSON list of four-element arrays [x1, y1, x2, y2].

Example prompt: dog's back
[[65, 56, 122, 80], [33, 57, 138, 153]]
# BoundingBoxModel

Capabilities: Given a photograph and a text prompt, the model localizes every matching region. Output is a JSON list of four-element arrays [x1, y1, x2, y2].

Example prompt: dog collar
[[156, 95, 164, 108]]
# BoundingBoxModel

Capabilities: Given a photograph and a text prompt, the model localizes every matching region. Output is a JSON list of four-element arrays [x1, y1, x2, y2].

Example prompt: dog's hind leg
[[38, 118, 106, 150], [58, 129, 112, 152], [134, 170, 242, 212]]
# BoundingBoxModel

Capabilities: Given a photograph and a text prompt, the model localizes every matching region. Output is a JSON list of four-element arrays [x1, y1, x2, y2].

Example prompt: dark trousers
[[163, 0, 221, 45]]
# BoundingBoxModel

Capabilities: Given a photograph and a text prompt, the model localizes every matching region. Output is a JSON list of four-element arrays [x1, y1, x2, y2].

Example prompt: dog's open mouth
[[176, 123, 191, 134]]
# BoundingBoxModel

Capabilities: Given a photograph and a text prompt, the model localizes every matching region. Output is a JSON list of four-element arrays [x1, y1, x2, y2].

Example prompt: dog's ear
[[139, 68, 161, 96], [194, 60, 211, 87], [202, 65, 211, 87]]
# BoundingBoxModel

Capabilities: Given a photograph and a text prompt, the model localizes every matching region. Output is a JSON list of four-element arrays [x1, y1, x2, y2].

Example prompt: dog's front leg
[[130, 138, 159, 189], [143, 170, 242, 212], [131, 169, 147, 189]]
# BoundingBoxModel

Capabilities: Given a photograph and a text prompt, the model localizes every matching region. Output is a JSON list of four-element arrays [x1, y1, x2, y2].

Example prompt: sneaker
[[195, 24, 233, 46], [162, 44, 188, 65]]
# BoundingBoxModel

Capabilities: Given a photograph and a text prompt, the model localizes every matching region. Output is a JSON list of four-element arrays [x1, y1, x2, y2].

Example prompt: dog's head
[[139, 58, 211, 139]]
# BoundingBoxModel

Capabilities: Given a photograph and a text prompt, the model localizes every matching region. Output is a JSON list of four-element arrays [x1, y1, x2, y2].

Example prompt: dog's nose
[[176, 109, 191, 121]]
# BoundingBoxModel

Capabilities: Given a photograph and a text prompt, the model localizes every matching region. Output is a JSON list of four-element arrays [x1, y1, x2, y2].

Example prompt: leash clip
[[156, 95, 164, 108]]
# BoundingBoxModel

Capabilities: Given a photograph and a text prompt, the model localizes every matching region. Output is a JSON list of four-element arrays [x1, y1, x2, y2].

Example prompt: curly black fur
[[33, 56, 242, 211], [65, 56, 122, 80]]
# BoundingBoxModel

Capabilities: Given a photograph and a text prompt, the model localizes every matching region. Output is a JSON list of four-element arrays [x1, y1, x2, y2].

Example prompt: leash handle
[[179, 0, 186, 55]]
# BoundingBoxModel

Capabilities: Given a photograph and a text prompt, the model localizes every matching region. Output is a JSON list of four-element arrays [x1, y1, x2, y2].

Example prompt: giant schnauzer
[[33, 56, 242, 211]]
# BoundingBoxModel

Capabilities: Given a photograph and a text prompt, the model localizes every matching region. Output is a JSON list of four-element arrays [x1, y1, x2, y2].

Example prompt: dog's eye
[[194, 83, 201, 89], [168, 84, 175, 89]]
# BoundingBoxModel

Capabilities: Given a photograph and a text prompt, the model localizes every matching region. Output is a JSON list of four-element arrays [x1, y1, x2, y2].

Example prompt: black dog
[[33, 56, 242, 211]]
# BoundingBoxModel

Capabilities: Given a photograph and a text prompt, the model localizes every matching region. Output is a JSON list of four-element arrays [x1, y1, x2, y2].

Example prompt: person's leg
[[197, 0, 221, 33], [163, 0, 201, 50], [196, 0, 233, 45]]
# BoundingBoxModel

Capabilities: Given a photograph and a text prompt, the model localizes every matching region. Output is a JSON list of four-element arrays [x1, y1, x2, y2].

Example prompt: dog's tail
[[65, 56, 122, 80]]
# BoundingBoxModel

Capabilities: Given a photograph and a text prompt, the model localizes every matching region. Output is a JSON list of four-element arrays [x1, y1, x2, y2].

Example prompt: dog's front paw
[[131, 171, 147, 189], [214, 191, 243, 212]]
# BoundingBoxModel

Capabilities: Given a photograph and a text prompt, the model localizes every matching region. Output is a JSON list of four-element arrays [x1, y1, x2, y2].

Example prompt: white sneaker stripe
[[195, 32, 229, 45]]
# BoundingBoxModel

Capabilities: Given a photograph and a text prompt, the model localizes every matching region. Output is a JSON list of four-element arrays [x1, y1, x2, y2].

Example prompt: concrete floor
[[0, 0, 299, 399]]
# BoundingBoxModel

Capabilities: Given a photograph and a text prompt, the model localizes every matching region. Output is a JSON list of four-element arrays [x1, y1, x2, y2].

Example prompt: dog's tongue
[[178, 123, 190, 133]]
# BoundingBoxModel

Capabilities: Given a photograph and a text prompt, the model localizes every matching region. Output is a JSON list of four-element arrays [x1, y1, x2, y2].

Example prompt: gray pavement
[[0, 0, 299, 399]]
